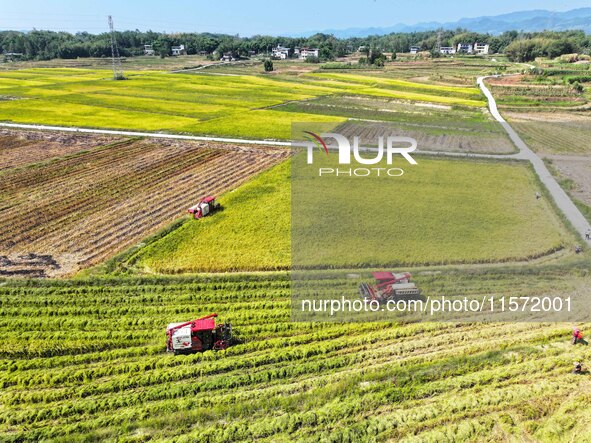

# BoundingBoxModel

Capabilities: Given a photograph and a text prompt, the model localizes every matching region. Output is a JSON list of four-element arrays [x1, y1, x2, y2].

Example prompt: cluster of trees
[[1, 28, 590, 62], [504, 33, 584, 62], [0, 29, 348, 61], [357, 46, 389, 66]]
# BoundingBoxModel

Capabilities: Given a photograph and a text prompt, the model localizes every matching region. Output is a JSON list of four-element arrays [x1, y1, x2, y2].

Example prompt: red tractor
[[188, 196, 221, 219], [166, 313, 232, 355], [359, 271, 422, 303]]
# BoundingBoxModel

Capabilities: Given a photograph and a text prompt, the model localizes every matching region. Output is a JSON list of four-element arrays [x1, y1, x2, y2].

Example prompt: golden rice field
[[130, 156, 572, 274], [0, 68, 485, 139]]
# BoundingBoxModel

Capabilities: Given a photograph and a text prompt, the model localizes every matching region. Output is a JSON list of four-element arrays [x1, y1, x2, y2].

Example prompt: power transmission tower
[[108, 15, 125, 80]]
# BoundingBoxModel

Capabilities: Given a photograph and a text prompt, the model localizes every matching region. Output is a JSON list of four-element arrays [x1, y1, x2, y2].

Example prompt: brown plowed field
[[0, 130, 288, 277]]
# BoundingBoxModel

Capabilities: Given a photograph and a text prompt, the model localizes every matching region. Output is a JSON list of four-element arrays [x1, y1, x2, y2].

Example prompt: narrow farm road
[[0, 121, 504, 158], [478, 76, 591, 244]]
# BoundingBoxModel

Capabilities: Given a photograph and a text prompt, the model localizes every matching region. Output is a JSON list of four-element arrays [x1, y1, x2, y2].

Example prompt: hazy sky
[[0, 0, 588, 36]]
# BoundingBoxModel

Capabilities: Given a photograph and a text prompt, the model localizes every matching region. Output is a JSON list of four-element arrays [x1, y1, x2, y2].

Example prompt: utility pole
[[437, 29, 442, 52], [108, 15, 125, 80]]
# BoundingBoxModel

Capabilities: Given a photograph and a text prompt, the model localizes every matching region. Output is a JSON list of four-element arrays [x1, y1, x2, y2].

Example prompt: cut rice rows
[[0, 132, 288, 276], [0, 275, 589, 442]]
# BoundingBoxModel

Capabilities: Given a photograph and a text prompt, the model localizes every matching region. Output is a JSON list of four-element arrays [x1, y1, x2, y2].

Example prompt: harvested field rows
[[506, 112, 591, 155], [0, 131, 288, 276], [1, 272, 591, 441], [487, 81, 587, 109], [0, 129, 123, 170], [336, 120, 515, 154], [278, 94, 515, 154]]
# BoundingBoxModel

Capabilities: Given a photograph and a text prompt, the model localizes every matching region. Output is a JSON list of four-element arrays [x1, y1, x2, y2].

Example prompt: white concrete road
[[0, 121, 505, 157], [0, 122, 292, 146], [478, 76, 591, 244]]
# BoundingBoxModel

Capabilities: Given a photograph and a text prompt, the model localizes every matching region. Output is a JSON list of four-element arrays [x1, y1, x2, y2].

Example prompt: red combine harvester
[[359, 271, 422, 303], [166, 313, 232, 354], [188, 196, 221, 219]]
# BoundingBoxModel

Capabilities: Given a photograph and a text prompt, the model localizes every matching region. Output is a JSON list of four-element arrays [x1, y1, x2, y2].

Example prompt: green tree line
[[1, 28, 589, 61]]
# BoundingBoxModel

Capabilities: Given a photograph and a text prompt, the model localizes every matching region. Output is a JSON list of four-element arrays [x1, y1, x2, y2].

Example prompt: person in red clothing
[[573, 328, 588, 345]]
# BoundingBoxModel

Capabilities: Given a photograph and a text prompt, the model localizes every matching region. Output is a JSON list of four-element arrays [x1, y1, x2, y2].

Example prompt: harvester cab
[[359, 271, 422, 303], [188, 196, 220, 219], [166, 313, 232, 354]]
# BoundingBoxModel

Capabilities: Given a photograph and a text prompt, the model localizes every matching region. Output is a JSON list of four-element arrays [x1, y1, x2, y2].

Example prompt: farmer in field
[[572, 328, 588, 345], [535, 192, 541, 200], [586, 229, 591, 240], [575, 245, 582, 254], [573, 362, 585, 374]]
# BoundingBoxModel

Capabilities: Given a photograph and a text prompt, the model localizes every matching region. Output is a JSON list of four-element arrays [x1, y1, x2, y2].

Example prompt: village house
[[474, 43, 490, 54], [439, 46, 456, 55], [295, 47, 319, 60], [456, 43, 473, 54], [171, 45, 187, 56], [409, 46, 420, 54], [455, 42, 489, 55], [143, 45, 155, 56], [220, 52, 236, 62], [3, 52, 24, 61], [272, 45, 291, 59]]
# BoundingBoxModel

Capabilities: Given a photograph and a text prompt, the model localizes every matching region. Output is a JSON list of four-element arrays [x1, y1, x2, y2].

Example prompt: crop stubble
[[0, 130, 288, 276]]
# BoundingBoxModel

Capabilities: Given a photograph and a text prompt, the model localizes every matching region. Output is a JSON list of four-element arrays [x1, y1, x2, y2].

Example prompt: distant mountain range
[[296, 8, 591, 38]]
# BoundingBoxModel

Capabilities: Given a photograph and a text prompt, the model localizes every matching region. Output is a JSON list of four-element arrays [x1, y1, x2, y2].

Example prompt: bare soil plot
[[0, 129, 123, 170], [545, 155, 591, 206], [486, 75, 527, 86], [0, 132, 288, 277], [506, 112, 591, 155]]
